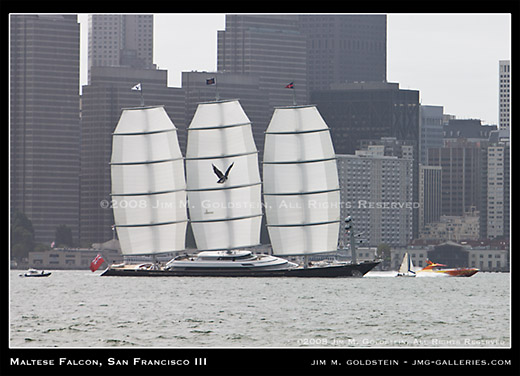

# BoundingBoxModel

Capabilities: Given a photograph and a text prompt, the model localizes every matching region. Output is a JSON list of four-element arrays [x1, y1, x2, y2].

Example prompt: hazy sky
[[79, 13, 510, 124]]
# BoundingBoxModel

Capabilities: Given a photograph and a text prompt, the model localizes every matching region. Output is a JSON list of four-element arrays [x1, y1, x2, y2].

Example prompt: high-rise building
[[88, 14, 155, 82], [419, 105, 444, 165], [79, 66, 184, 244], [486, 131, 510, 240], [217, 15, 308, 109], [311, 82, 420, 156], [419, 165, 442, 230], [428, 140, 483, 218], [312, 82, 420, 240], [10, 15, 81, 245], [298, 14, 387, 91], [498, 60, 510, 130], [337, 148, 413, 248]]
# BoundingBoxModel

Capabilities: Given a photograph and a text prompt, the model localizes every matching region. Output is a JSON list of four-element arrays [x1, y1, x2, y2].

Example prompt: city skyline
[[78, 13, 511, 125]]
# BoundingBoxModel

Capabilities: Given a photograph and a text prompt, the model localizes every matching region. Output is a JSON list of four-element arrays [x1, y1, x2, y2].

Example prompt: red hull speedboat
[[418, 260, 479, 277]]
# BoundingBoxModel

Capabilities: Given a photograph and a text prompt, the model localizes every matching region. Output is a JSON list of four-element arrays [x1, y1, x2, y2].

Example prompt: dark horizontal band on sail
[[185, 150, 258, 161], [115, 219, 188, 228], [188, 121, 251, 131], [195, 243, 262, 253], [110, 157, 184, 166], [262, 157, 336, 165], [264, 128, 330, 135], [274, 104, 315, 110], [113, 128, 177, 136], [190, 214, 263, 224], [187, 182, 261, 192], [263, 188, 340, 196], [110, 188, 186, 197], [121, 105, 164, 111], [267, 220, 340, 228], [121, 249, 185, 257], [272, 248, 338, 257], [197, 98, 240, 105]]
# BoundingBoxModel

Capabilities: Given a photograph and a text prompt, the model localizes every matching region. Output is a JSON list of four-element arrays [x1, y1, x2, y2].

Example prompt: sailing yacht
[[396, 252, 416, 277], [102, 100, 379, 277]]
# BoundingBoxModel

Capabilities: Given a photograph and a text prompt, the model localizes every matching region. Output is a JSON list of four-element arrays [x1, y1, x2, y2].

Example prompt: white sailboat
[[109, 106, 188, 259], [396, 252, 416, 277]]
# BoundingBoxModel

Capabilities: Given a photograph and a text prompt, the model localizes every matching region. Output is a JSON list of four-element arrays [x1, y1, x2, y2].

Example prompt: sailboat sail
[[398, 252, 415, 274], [186, 100, 262, 251], [111, 106, 188, 255], [263, 105, 340, 256]]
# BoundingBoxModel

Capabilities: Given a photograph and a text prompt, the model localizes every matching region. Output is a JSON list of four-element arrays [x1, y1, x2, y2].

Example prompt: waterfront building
[[498, 60, 510, 131], [10, 15, 80, 245], [391, 242, 509, 272], [28, 246, 122, 270], [391, 246, 430, 270], [468, 247, 509, 271]]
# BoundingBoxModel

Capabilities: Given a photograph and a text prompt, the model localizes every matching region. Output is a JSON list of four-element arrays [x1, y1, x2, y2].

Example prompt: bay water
[[10, 270, 510, 348]]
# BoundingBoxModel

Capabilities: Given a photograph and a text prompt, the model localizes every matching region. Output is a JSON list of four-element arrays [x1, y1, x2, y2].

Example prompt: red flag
[[90, 254, 105, 272], [285, 82, 294, 89]]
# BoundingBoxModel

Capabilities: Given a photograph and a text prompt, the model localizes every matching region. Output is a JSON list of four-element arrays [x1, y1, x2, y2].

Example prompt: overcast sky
[[79, 13, 510, 125]]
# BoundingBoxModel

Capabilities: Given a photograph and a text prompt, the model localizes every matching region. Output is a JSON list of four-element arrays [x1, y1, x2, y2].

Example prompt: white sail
[[398, 253, 409, 274], [263, 105, 340, 256], [111, 106, 188, 255], [398, 252, 415, 275], [186, 100, 262, 251]]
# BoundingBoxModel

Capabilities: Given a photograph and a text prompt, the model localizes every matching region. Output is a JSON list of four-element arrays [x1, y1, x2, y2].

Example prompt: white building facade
[[337, 150, 413, 247]]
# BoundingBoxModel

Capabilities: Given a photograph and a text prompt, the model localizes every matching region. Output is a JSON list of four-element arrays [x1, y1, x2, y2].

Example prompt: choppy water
[[10, 270, 510, 348]]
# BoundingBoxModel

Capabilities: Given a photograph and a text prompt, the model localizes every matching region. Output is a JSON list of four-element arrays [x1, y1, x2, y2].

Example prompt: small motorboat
[[417, 260, 479, 277], [20, 268, 52, 278]]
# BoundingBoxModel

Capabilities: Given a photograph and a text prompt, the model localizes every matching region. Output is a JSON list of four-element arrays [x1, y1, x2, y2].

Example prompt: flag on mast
[[131, 83, 144, 106], [206, 77, 220, 100], [90, 254, 105, 272], [285, 82, 296, 105]]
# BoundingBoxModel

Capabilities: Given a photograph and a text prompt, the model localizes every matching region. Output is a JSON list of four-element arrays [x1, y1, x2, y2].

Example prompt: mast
[[185, 99, 262, 251], [110, 106, 188, 255], [263, 105, 340, 256]]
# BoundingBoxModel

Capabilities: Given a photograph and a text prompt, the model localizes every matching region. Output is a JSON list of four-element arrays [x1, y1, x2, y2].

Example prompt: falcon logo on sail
[[212, 162, 234, 184]]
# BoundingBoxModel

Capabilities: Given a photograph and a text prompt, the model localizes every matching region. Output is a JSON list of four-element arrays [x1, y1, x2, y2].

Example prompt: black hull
[[101, 261, 380, 278]]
